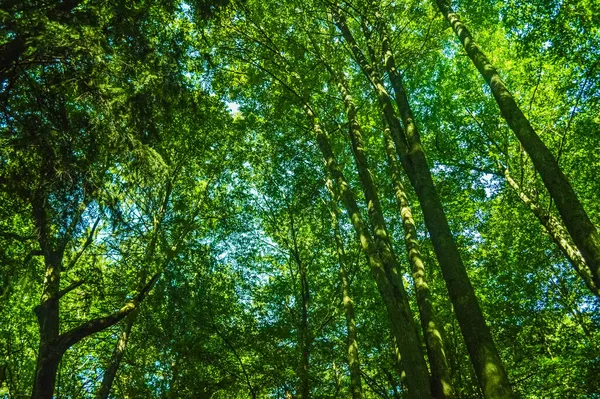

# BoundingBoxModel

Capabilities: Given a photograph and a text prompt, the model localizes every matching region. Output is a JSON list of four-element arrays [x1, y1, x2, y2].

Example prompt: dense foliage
[[1, 0, 599, 398]]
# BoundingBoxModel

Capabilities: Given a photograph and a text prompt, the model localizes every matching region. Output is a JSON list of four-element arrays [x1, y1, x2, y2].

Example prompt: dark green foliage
[[1, 0, 599, 398]]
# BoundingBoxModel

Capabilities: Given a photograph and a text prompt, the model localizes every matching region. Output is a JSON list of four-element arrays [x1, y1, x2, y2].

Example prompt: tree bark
[[502, 169, 600, 298], [332, 10, 513, 398], [328, 190, 363, 399], [383, 131, 456, 399], [434, 0, 600, 292], [378, 24, 515, 399], [289, 211, 311, 399], [95, 315, 135, 399], [305, 105, 431, 399], [335, 77, 431, 398], [32, 262, 61, 399], [31, 193, 64, 399]]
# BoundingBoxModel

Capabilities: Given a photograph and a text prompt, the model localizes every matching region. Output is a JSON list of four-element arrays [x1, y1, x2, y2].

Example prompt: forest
[[1, 0, 599, 398]]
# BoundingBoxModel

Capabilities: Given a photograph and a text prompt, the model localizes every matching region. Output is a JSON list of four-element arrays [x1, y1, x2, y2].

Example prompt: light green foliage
[[1, 0, 599, 397]]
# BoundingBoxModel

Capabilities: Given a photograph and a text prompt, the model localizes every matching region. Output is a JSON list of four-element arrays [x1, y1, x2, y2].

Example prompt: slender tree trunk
[[335, 77, 431, 398], [332, 11, 513, 398], [383, 131, 456, 399], [328, 192, 363, 399], [288, 211, 311, 399], [379, 27, 515, 399], [95, 315, 135, 399], [434, 0, 600, 290], [297, 259, 310, 399], [305, 105, 431, 399], [502, 169, 600, 298]]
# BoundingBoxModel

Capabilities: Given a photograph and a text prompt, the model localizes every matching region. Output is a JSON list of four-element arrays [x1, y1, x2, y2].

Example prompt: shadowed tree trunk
[[32, 262, 159, 399], [289, 210, 311, 399], [433, 0, 600, 292], [502, 169, 600, 298], [328, 186, 363, 399]]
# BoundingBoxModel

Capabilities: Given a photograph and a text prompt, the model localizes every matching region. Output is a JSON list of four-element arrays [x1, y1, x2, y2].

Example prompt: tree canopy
[[1, 0, 599, 398]]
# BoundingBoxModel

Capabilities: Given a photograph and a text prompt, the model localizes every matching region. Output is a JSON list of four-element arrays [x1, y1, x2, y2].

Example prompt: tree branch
[[57, 280, 85, 300], [65, 216, 101, 271], [57, 270, 161, 353]]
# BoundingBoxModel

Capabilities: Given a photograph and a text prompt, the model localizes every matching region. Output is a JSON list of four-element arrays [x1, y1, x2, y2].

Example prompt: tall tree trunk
[[332, 10, 513, 398], [296, 253, 310, 399], [379, 25, 515, 399], [335, 77, 431, 398], [32, 254, 62, 399], [305, 105, 431, 399], [288, 210, 310, 399], [434, 0, 600, 290], [95, 315, 135, 399], [383, 131, 456, 399], [502, 169, 600, 298], [328, 190, 363, 399], [31, 191, 64, 399]]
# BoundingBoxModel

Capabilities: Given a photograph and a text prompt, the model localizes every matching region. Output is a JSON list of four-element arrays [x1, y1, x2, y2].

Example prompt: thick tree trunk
[[31, 349, 61, 399], [378, 28, 515, 399], [32, 299, 62, 399], [335, 78, 431, 398], [434, 0, 600, 291], [383, 132, 456, 399], [305, 105, 431, 399], [32, 197, 63, 399], [328, 194, 363, 399], [503, 170, 600, 298]]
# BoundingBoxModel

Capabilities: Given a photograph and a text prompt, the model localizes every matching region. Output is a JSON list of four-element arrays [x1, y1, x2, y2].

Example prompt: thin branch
[[57, 280, 85, 300], [65, 216, 101, 271]]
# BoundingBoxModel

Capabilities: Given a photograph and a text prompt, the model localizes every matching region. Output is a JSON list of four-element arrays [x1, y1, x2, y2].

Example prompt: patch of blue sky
[[226, 101, 240, 115]]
